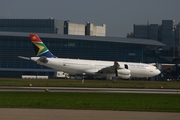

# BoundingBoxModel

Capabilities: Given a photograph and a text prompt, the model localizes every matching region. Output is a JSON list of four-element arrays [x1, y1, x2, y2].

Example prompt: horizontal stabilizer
[[18, 56, 30, 60]]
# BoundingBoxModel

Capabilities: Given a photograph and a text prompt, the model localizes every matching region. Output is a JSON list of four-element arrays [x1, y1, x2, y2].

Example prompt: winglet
[[30, 34, 56, 58]]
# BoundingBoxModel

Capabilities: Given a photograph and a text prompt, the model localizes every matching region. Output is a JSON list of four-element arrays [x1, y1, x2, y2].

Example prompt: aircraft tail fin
[[30, 34, 56, 58]]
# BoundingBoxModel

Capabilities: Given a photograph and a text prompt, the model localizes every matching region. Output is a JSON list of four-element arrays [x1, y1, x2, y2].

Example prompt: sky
[[0, 0, 180, 37]]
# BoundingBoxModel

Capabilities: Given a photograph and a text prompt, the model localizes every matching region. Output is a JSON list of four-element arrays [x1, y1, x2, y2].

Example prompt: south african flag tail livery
[[30, 34, 56, 58]]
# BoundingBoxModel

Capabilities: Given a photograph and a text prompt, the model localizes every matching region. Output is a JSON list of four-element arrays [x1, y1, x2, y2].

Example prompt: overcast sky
[[0, 0, 180, 37]]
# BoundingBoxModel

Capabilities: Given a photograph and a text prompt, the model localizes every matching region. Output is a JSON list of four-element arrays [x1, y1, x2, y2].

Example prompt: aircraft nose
[[156, 69, 161, 75]]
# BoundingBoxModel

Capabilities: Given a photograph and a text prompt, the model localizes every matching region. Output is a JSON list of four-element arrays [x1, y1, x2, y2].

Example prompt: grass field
[[1, 78, 180, 112], [0, 78, 180, 89], [0, 92, 180, 112]]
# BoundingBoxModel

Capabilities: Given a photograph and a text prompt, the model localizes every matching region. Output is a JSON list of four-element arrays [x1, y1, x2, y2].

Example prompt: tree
[[126, 32, 134, 38]]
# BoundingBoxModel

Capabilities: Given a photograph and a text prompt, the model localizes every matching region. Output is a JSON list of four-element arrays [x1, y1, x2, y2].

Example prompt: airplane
[[19, 34, 161, 79]]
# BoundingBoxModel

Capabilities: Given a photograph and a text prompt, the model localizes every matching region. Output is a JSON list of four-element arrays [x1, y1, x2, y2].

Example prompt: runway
[[0, 86, 179, 94], [0, 108, 180, 120]]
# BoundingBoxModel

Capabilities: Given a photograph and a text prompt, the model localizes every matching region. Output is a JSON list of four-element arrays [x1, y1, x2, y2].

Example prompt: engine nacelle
[[118, 74, 131, 79], [119, 66, 125, 69], [117, 69, 130, 75], [116, 69, 131, 79]]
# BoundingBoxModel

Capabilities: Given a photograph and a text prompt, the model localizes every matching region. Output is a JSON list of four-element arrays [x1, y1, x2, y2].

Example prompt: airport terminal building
[[0, 19, 165, 78], [0, 31, 164, 78]]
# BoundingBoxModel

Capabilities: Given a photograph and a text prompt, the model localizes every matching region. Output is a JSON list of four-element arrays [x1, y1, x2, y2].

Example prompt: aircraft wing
[[95, 61, 131, 79], [96, 61, 119, 74], [96, 65, 116, 74]]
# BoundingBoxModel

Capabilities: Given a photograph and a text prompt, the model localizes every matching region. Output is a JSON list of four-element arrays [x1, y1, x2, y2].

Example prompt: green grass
[[0, 92, 180, 112], [1, 78, 180, 112], [0, 78, 180, 89]]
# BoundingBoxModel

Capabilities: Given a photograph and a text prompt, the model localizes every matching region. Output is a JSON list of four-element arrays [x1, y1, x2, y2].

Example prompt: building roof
[[0, 31, 165, 47]]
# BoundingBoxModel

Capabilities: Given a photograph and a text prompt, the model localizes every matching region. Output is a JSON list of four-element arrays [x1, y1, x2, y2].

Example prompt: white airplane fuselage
[[31, 57, 160, 78]]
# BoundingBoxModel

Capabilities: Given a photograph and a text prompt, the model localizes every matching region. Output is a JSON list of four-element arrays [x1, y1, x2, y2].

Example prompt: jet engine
[[117, 69, 131, 79], [115, 64, 131, 79], [117, 69, 130, 75]]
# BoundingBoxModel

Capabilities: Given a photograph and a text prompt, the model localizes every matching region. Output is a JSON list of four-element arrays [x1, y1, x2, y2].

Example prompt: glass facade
[[161, 20, 175, 49], [134, 24, 159, 40], [134, 20, 176, 49], [44, 38, 143, 62], [133, 20, 179, 62], [0, 19, 64, 34], [134, 25, 148, 39], [0, 35, 144, 78], [149, 24, 159, 40]]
